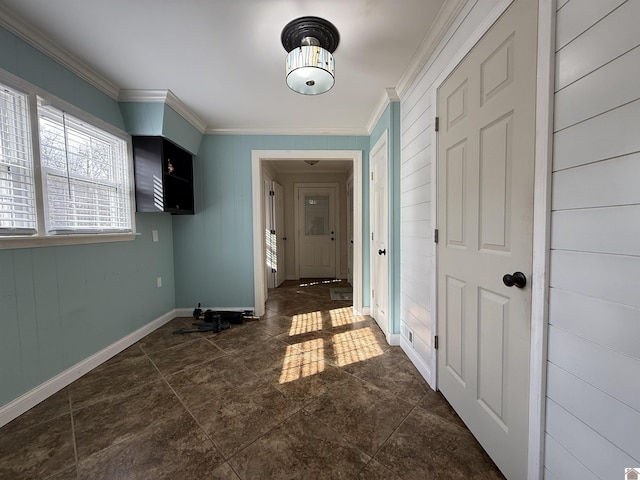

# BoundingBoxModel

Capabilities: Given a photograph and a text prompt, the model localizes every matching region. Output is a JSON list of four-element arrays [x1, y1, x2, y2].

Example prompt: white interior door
[[436, 1, 537, 478], [297, 186, 337, 278], [273, 181, 286, 287], [264, 176, 275, 289], [370, 133, 389, 339]]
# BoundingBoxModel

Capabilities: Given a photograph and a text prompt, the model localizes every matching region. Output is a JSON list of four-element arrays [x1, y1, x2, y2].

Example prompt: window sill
[[0, 232, 140, 250]]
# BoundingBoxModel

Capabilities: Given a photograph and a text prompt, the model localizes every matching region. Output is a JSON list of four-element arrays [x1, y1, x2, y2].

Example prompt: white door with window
[[436, 1, 537, 478], [370, 133, 389, 339], [296, 185, 337, 278]]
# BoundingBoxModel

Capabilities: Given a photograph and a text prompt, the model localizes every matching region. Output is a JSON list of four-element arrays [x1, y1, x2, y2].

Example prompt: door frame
[[430, 1, 554, 478], [294, 182, 340, 279], [251, 150, 364, 317]]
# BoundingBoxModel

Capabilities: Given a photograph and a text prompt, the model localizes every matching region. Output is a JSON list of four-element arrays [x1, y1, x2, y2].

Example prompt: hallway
[[0, 279, 503, 479]]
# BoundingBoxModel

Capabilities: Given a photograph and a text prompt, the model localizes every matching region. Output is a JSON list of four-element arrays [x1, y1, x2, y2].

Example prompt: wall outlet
[[156, 277, 162, 288], [152, 230, 158, 242]]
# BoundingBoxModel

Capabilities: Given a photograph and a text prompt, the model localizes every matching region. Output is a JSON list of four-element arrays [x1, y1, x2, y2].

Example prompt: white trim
[[251, 150, 363, 317], [0, 309, 176, 428], [388, 333, 401, 346], [0, 232, 139, 250], [395, 0, 468, 98], [528, 1, 555, 478], [118, 89, 207, 134], [0, 5, 119, 99], [401, 338, 432, 382], [366, 88, 400, 135], [207, 127, 368, 136]]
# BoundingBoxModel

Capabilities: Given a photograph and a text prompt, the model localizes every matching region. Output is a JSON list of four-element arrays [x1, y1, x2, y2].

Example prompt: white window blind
[[0, 84, 36, 235], [37, 98, 132, 234]]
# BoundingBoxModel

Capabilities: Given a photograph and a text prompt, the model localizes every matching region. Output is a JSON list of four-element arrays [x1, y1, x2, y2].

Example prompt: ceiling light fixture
[[281, 16, 340, 95], [304, 160, 319, 166]]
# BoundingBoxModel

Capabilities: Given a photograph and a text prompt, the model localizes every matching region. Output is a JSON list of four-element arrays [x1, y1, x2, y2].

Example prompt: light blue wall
[[0, 26, 176, 407], [0, 215, 175, 406], [173, 134, 370, 310], [119, 102, 203, 155], [0, 27, 124, 129], [369, 102, 401, 335]]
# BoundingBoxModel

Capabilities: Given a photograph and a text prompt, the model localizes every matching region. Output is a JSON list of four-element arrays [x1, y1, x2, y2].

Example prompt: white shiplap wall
[[545, 1, 640, 478], [398, 0, 504, 386]]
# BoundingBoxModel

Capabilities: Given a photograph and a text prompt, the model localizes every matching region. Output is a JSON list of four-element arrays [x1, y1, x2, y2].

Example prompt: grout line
[[148, 353, 232, 468], [68, 394, 80, 477]]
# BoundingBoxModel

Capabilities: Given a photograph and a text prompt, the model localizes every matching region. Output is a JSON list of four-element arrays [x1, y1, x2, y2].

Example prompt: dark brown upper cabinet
[[132, 136, 194, 215]]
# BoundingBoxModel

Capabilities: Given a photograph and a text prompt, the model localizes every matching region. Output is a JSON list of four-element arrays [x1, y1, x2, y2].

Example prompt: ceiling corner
[[395, 0, 468, 98], [0, 4, 120, 99]]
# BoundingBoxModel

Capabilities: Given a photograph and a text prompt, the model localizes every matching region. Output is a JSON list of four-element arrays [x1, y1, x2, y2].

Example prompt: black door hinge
[[434, 335, 439, 350], [434, 229, 439, 244], [435, 116, 439, 132]]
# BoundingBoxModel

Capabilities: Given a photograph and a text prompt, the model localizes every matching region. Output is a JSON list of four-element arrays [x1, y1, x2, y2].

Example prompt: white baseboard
[[400, 338, 435, 390], [175, 307, 255, 318], [388, 333, 401, 346], [0, 309, 176, 428]]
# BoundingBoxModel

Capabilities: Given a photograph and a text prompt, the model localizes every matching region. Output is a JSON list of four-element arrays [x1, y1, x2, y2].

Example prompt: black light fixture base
[[281, 16, 340, 53]]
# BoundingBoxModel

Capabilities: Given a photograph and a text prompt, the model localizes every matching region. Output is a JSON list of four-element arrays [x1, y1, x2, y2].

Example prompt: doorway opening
[[251, 150, 364, 317]]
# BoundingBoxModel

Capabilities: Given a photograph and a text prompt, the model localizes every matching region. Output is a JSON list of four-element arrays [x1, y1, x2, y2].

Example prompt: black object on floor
[[172, 307, 254, 335]]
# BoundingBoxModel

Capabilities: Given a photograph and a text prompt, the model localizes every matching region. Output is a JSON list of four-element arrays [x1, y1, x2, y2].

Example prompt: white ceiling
[[0, 0, 449, 135]]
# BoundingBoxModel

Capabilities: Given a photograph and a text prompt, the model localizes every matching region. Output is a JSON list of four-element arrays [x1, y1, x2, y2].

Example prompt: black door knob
[[503, 272, 526, 288], [378, 249, 386, 256]]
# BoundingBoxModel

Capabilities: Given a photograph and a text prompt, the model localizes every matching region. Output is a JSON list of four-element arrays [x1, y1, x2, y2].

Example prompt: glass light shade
[[285, 45, 335, 95]]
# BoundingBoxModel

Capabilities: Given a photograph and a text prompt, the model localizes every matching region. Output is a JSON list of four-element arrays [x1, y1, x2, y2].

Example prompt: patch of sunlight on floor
[[289, 311, 323, 336], [329, 307, 359, 327], [333, 327, 384, 367], [279, 339, 325, 384]]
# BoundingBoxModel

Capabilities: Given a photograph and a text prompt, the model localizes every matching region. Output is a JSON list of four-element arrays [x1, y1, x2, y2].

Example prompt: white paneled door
[[273, 181, 286, 287], [297, 185, 337, 278], [436, 1, 538, 478], [370, 133, 389, 339]]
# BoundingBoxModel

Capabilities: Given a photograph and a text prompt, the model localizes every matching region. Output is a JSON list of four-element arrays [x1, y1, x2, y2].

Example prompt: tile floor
[[0, 279, 504, 479]]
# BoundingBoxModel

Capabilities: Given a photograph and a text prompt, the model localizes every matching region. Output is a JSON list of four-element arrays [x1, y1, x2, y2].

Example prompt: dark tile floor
[[0, 279, 504, 479]]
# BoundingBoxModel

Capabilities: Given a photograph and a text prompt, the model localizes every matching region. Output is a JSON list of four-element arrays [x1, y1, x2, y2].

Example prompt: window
[[0, 72, 135, 246], [0, 85, 36, 235], [37, 99, 132, 234]]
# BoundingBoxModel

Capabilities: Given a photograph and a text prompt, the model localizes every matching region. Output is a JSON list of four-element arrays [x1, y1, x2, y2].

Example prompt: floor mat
[[330, 288, 353, 301]]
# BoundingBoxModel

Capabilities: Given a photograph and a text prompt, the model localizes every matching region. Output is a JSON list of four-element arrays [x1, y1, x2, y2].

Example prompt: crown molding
[[118, 89, 207, 134], [0, 5, 119, 99], [204, 127, 369, 136], [366, 87, 400, 134], [395, 0, 468, 99]]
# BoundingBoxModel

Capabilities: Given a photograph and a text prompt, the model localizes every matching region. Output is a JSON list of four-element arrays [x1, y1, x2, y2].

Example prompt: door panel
[[436, 1, 538, 478], [298, 187, 337, 278]]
